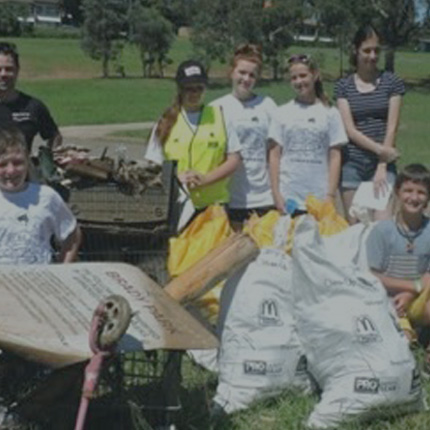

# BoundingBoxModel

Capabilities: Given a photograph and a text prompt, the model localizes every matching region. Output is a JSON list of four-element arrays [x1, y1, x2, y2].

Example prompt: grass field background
[[3, 36, 430, 429], [3, 36, 428, 167]]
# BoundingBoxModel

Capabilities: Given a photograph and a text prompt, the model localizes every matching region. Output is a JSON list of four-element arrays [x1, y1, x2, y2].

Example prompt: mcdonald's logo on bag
[[259, 299, 283, 326], [355, 315, 381, 343]]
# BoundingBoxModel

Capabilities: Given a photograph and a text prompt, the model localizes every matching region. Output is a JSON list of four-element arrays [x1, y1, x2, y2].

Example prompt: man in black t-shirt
[[0, 42, 62, 152]]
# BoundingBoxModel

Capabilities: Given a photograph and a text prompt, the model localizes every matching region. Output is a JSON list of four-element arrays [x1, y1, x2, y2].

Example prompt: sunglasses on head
[[287, 54, 311, 65]]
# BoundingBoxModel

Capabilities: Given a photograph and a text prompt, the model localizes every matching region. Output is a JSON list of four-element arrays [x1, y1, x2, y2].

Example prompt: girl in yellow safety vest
[[145, 60, 241, 210]]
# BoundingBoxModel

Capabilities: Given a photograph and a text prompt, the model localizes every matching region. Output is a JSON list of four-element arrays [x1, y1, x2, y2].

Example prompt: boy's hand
[[393, 292, 415, 317]]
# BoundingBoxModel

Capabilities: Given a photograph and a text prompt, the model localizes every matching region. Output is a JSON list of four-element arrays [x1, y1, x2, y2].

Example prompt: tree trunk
[[102, 55, 109, 78], [384, 47, 395, 72], [272, 58, 279, 81], [140, 48, 147, 78]]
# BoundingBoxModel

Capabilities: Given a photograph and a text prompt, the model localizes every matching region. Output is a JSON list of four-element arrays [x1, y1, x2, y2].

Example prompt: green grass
[[7, 37, 430, 171], [3, 36, 193, 80], [2, 35, 430, 81], [179, 351, 430, 430]]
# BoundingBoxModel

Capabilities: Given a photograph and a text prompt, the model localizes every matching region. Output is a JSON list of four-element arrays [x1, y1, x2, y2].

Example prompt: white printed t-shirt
[[210, 94, 276, 209], [268, 100, 347, 208], [145, 107, 241, 165], [0, 183, 77, 264]]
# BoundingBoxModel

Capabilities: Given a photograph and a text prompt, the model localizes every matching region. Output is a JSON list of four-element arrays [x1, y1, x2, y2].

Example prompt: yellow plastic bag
[[305, 195, 349, 237], [168, 205, 232, 324], [407, 285, 430, 324], [243, 210, 280, 249], [168, 205, 232, 277], [243, 210, 296, 254]]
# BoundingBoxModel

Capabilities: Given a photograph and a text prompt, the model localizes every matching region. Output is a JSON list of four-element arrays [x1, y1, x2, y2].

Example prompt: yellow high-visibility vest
[[164, 106, 229, 208]]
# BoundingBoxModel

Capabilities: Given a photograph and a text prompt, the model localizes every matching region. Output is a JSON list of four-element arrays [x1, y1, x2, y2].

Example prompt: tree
[[156, 0, 198, 29], [0, 4, 28, 36], [81, 0, 126, 78], [312, 0, 372, 75], [259, 0, 302, 80], [191, 0, 301, 79], [314, 0, 424, 72], [370, 0, 420, 71], [190, 0, 233, 69], [63, 0, 84, 25], [128, 5, 175, 77]]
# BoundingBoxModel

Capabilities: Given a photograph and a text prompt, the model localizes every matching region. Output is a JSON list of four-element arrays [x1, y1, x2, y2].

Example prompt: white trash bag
[[214, 245, 311, 414], [292, 216, 424, 429], [323, 222, 375, 271]]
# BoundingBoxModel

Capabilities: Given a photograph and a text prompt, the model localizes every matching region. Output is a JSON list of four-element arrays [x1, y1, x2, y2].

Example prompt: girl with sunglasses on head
[[334, 25, 405, 224], [211, 44, 276, 227], [268, 54, 348, 213], [145, 60, 241, 212]]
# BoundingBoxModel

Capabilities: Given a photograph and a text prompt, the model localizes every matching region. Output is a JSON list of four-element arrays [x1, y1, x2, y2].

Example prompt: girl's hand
[[377, 146, 399, 163], [393, 292, 415, 317], [184, 170, 205, 189], [178, 171, 202, 187], [325, 193, 336, 204], [373, 163, 389, 198], [177, 172, 190, 184], [273, 193, 285, 214]]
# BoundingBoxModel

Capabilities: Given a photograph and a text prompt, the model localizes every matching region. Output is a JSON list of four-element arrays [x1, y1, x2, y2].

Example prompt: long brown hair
[[287, 54, 330, 106], [154, 93, 182, 145], [231, 43, 263, 75]]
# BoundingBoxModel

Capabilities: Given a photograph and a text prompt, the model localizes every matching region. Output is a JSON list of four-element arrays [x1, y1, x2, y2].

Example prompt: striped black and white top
[[367, 218, 430, 281], [334, 71, 405, 165]]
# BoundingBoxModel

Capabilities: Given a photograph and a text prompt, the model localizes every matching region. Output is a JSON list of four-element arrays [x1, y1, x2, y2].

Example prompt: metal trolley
[[0, 162, 185, 429], [69, 161, 182, 430]]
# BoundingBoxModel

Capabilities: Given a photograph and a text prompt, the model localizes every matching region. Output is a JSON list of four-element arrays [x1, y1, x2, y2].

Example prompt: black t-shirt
[[0, 91, 59, 151]]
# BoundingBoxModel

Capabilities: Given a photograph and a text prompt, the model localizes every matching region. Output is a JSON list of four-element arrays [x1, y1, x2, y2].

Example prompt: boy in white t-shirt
[[0, 125, 81, 264], [268, 54, 347, 211], [0, 125, 81, 426]]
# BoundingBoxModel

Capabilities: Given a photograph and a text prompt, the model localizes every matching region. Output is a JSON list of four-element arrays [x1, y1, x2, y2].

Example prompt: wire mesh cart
[[65, 160, 182, 429]]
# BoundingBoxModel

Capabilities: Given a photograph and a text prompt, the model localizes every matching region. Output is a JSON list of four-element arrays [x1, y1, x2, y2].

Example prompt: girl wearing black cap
[[145, 60, 241, 211]]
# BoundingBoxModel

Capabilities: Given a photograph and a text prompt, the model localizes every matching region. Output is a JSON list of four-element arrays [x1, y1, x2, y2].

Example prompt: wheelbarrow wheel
[[97, 295, 132, 349]]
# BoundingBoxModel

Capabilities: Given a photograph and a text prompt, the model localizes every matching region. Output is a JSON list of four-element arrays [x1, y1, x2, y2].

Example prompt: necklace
[[395, 216, 426, 253]]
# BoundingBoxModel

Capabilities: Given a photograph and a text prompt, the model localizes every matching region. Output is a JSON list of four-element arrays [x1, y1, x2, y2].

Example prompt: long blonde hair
[[154, 93, 182, 145]]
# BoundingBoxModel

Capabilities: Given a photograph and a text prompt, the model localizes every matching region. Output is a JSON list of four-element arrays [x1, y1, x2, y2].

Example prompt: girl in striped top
[[335, 25, 405, 223]]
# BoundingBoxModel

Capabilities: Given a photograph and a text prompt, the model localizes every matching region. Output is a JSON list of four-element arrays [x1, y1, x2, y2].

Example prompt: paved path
[[60, 122, 154, 140]]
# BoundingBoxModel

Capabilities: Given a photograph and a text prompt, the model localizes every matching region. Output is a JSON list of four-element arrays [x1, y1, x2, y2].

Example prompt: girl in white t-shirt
[[211, 44, 276, 225], [268, 54, 348, 212]]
